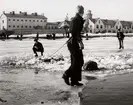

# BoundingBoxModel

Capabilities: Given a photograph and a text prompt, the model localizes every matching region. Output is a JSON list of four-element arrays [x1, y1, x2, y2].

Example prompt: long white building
[[0, 11, 47, 31]]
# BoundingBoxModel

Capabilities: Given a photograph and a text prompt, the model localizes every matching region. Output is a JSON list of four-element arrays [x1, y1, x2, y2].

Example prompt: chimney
[[34, 12, 37, 16], [12, 11, 15, 15], [24, 12, 27, 15], [19, 11, 22, 14]]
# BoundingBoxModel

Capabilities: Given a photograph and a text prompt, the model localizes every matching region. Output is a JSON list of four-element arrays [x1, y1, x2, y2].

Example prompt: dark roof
[[102, 19, 117, 26], [46, 22, 58, 25], [4, 13, 47, 19], [120, 21, 132, 28], [90, 18, 97, 23]]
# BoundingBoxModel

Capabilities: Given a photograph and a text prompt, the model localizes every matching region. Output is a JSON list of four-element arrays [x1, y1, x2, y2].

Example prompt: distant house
[[94, 18, 105, 33], [0, 11, 47, 31], [46, 22, 58, 29], [86, 10, 133, 33], [114, 20, 133, 33], [88, 18, 97, 33], [102, 19, 117, 33], [121, 21, 132, 33]]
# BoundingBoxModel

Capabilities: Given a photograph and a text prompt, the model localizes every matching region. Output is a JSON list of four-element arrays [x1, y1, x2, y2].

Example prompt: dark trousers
[[65, 40, 84, 83], [32, 48, 43, 56], [118, 38, 124, 49]]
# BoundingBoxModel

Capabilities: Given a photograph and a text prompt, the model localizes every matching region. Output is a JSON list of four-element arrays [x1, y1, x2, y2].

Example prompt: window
[[21, 20, 23, 21], [29, 20, 31, 22], [96, 25, 99, 28], [44, 20, 46, 22], [2, 20, 4, 23], [90, 25, 92, 28], [13, 25, 15, 28], [29, 26, 31, 28], [40, 20, 42, 22], [13, 19, 15, 21], [17, 26, 19, 28], [116, 26, 118, 29], [8, 25, 11, 27], [8, 19, 11, 21], [17, 19, 19, 21], [33, 20, 35, 22], [100, 25, 103, 29], [25, 20, 27, 22], [37, 20, 39, 22], [21, 26, 23, 28], [25, 26, 27, 28]]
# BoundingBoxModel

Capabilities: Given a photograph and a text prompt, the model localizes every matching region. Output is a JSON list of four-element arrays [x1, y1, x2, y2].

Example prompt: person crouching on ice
[[32, 38, 44, 57]]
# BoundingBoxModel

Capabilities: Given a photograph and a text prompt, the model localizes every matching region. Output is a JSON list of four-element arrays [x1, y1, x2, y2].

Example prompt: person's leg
[[40, 49, 43, 56], [70, 50, 84, 86], [32, 48, 38, 57], [62, 63, 72, 85], [118, 39, 121, 49], [62, 43, 73, 85], [121, 39, 124, 49]]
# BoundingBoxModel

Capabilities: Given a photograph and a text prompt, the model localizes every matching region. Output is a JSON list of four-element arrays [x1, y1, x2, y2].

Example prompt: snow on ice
[[0, 52, 133, 78]]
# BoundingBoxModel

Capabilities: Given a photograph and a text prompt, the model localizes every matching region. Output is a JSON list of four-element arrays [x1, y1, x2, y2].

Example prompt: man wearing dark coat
[[62, 5, 85, 86], [32, 38, 44, 57], [117, 29, 125, 49]]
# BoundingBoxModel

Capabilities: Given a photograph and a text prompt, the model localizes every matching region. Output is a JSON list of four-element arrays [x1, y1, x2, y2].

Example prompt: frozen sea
[[0, 35, 133, 105]]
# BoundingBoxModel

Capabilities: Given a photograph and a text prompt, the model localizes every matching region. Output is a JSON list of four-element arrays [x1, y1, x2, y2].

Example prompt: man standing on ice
[[117, 28, 125, 49], [62, 5, 85, 86], [32, 38, 44, 57]]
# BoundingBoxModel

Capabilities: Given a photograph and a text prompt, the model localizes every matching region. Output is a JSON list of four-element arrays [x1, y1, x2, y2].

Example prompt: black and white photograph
[[0, 0, 133, 105]]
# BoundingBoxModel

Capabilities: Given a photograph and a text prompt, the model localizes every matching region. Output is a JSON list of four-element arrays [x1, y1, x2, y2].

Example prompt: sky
[[0, 0, 133, 22]]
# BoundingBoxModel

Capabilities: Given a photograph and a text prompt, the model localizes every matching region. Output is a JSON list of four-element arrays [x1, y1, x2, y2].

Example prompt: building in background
[[0, 11, 47, 30], [0, 11, 48, 34], [1, 10, 133, 35], [86, 10, 133, 33]]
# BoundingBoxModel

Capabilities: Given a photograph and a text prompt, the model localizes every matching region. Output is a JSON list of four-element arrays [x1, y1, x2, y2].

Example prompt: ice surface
[[0, 36, 133, 78]]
